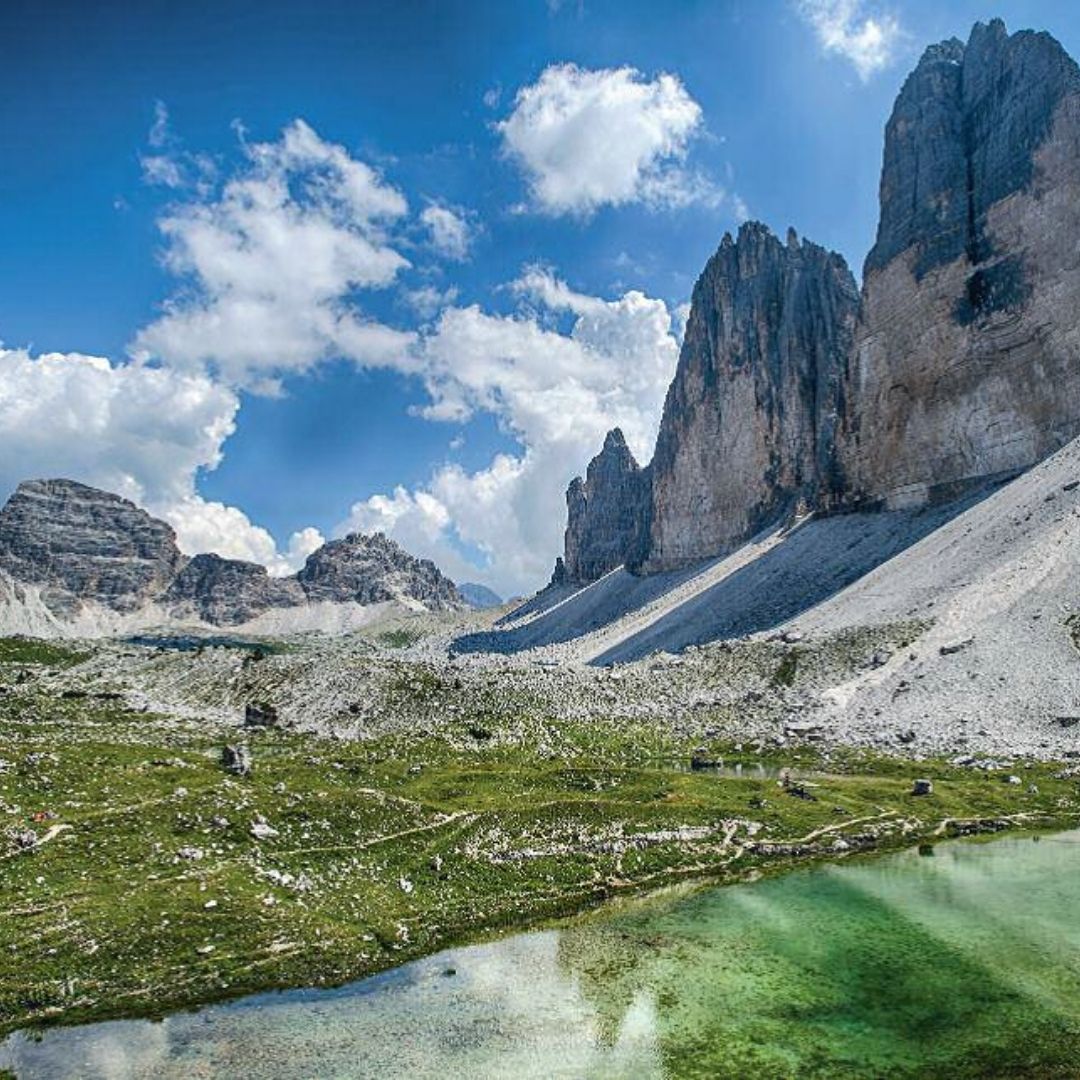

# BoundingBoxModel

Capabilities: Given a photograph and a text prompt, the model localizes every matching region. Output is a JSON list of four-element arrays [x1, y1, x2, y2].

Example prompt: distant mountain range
[[457, 582, 503, 609], [9, 19, 1080, 658], [0, 478, 466, 636]]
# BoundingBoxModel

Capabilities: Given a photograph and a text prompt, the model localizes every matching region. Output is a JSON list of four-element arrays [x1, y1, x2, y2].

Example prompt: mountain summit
[[0, 478, 465, 634], [558, 19, 1080, 582]]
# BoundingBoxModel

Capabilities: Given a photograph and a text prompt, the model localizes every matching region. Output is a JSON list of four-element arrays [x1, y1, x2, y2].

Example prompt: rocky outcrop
[[0, 479, 466, 632], [843, 19, 1080, 507], [557, 18, 1080, 583], [646, 224, 859, 569], [163, 553, 305, 626], [558, 225, 859, 579], [296, 532, 464, 611], [0, 479, 184, 615], [561, 429, 651, 584], [558, 220, 861, 581]]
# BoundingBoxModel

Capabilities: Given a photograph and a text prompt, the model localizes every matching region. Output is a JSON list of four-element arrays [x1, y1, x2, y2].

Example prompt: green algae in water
[[5, 831, 1080, 1079]]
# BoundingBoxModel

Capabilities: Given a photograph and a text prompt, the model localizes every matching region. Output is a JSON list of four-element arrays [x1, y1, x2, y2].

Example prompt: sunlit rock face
[[296, 532, 465, 611], [163, 553, 306, 626], [557, 19, 1080, 583], [842, 19, 1080, 508], [558, 224, 858, 580], [644, 222, 858, 570], [0, 480, 465, 631]]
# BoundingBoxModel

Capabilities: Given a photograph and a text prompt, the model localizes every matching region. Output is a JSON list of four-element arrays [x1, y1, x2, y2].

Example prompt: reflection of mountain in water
[[554, 832, 1080, 1078]]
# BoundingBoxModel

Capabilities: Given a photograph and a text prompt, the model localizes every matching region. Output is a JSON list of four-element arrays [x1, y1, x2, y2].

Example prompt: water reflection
[[4, 831, 1080, 1079]]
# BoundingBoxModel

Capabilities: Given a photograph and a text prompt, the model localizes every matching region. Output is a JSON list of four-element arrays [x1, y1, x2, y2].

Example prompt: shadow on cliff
[[450, 487, 999, 664]]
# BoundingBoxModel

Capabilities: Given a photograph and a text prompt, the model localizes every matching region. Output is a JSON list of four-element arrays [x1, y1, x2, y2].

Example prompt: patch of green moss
[[771, 651, 799, 687], [375, 628, 425, 649]]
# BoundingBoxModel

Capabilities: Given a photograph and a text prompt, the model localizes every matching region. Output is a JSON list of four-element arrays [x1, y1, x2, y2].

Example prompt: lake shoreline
[[7, 824, 1080, 1079], [5, 809, 1077, 1045], [5, 632, 1080, 1051]]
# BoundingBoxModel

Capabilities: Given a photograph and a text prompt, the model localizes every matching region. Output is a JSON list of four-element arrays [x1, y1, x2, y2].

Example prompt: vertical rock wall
[[556, 19, 1080, 584], [561, 429, 651, 584], [842, 19, 1080, 507], [644, 223, 858, 569]]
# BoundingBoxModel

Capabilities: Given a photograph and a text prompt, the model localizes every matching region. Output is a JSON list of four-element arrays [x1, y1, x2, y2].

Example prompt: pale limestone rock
[[561, 428, 650, 584], [842, 20, 1080, 506], [0, 479, 184, 615], [646, 223, 857, 569]]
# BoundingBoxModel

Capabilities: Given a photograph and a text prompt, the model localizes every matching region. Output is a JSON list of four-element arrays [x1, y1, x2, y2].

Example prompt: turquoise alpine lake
[[4, 829, 1080, 1079]]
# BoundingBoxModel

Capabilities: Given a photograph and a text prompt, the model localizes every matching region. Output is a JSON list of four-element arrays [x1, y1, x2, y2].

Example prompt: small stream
[[5, 829, 1080, 1078]]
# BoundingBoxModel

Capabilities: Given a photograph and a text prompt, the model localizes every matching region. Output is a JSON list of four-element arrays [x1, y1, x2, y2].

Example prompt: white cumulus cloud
[[401, 284, 460, 320], [0, 347, 236, 506], [131, 119, 415, 389], [497, 63, 717, 216], [166, 497, 325, 574], [420, 204, 473, 260], [796, 0, 901, 81], [340, 272, 683, 595], [0, 348, 314, 575]]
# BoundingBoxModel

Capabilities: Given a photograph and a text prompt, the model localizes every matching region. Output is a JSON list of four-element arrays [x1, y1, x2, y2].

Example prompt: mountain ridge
[[0, 477, 465, 634]]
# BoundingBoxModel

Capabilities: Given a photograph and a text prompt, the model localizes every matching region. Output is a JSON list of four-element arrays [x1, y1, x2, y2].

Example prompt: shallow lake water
[[5, 830, 1080, 1079]]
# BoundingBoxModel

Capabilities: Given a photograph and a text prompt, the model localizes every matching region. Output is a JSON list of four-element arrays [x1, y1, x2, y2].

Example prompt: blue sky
[[2, 0, 1079, 594]]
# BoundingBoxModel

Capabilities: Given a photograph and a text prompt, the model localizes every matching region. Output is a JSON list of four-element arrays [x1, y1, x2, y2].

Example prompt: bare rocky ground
[[9, 434, 1080, 767]]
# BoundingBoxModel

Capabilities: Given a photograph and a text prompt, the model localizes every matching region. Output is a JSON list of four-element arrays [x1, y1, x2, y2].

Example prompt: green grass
[[771, 650, 799, 687], [0, 637, 89, 668], [0, 679, 1076, 1040], [374, 627, 426, 649]]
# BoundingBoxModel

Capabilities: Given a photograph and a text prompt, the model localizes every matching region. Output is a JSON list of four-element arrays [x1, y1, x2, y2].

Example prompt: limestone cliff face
[[556, 18, 1080, 584], [843, 19, 1080, 507], [0, 479, 185, 615], [561, 429, 650, 584], [645, 223, 858, 569]]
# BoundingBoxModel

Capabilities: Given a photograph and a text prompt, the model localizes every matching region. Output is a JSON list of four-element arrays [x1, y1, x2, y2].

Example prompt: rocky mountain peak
[[847, 17, 1080, 506], [296, 531, 464, 611], [561, 427, 650, 585], [163, 553, 305, 626], [556, 18, 1080, 587], [868, 18, 1080, 281], [0, 480, 467, 630], [645, 221, 858, 569], [0, 478, 184, 614]]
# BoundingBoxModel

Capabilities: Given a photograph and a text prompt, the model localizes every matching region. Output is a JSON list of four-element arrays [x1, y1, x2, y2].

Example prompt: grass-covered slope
[[2, 633, 1078, 1037]]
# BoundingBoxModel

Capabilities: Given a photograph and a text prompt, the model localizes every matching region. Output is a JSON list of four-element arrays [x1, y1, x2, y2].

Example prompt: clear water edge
[[4, 828, 1080, 1079]]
